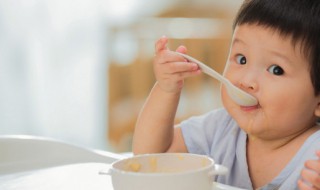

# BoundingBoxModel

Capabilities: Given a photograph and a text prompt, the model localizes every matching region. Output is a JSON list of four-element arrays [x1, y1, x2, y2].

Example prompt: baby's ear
[[315, 101, 320, 118], [316, 106, 320, 126]]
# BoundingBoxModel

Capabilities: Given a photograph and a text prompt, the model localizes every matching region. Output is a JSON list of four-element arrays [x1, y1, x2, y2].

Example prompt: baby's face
[[222, 24, 320, 140]]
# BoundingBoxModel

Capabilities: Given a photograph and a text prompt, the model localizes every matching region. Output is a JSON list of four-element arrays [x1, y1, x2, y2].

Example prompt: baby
[[133, 0, 320, 189]]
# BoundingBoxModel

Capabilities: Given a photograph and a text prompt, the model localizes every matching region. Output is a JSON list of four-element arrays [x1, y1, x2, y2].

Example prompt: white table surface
[[0, 163, 112, 190], [0, 157, 245, 190]]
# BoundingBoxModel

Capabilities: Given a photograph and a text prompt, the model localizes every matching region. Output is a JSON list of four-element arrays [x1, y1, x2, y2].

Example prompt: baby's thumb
[[155, 36, 169, 54]]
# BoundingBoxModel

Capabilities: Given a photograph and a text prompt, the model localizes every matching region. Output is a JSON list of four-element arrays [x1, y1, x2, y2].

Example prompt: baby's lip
[[240, 104, 260, 111]]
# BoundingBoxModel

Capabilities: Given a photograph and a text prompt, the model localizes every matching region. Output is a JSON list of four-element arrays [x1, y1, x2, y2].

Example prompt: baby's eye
[[236, 55, 246, 65], [267, 65, 284, 75]]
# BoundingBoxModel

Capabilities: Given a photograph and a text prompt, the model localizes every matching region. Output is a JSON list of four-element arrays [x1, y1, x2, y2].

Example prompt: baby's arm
[[298, 151, 320, 190], [132, 36, 200, 155]]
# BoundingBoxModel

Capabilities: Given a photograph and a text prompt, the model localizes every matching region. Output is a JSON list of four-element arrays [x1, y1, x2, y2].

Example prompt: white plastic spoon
[[176, 52, 258, 106]]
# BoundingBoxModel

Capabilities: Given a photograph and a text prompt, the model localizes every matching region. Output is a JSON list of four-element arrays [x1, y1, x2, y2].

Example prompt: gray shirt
[[180, 108, 320, 190]]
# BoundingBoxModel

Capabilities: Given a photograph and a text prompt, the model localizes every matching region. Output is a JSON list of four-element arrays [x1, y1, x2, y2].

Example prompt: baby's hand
[[153, 36, 200, 93], [298, 151, 320, 190]]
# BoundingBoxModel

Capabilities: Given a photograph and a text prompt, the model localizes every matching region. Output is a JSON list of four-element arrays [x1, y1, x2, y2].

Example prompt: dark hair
[[233, 0, 320, 96]]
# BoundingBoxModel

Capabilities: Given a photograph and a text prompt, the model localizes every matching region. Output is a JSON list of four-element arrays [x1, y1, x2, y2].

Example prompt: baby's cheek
[[220, 86, 229, 106]]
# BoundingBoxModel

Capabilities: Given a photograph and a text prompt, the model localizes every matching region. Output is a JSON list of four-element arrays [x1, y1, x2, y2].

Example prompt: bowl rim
[[110, 153, 215, 176]]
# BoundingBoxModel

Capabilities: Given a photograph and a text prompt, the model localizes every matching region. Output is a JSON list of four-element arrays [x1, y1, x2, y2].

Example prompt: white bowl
[[104, 153, 228, 190]]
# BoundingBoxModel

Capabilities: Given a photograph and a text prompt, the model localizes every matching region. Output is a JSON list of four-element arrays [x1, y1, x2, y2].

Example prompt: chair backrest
[[0, 135, 125, 175]]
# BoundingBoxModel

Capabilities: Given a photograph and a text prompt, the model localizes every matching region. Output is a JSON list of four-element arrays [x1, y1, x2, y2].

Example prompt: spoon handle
[[176, 52, 258, 106], [176, 52, 228, 84]]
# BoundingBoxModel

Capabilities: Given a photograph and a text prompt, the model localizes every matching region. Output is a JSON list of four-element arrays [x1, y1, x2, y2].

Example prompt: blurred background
[[0, 0, 243, 152]]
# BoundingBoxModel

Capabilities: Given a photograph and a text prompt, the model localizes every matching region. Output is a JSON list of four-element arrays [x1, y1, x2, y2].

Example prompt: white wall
[[0, 0, 110, 150]]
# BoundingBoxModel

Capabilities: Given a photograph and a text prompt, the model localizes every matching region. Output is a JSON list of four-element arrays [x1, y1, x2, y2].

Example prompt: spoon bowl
[[176, 52, 258, 106]]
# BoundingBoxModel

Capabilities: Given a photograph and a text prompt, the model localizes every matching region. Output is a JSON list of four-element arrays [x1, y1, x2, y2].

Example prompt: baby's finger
[[175, 69, 201, 79], [160, 69, 201, 84], [301, 168, 320, 189], [298, 179, 318, 190], [155, 36, 168, 54], [305, 160, 320, 173], [175, 45, 187, 54], [155, 50, 188, 65], [161, 61, 199, 74]]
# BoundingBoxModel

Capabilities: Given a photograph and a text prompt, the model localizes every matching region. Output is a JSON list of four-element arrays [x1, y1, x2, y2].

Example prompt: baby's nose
[[239, 73, 258, 92]]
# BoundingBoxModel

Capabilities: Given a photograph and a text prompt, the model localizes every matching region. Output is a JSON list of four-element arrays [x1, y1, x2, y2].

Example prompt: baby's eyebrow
[[269, 49, 292, 64], [232, 38, 247, 46]]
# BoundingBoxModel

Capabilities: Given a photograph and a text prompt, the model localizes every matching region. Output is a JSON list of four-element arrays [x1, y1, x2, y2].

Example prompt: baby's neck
[[247, 125, 319, 151], [246, 125, 320, 188]]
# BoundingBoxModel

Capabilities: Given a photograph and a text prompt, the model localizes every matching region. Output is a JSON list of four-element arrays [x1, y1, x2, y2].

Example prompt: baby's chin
[[239, 121, 256, 135], [240, 125, 262, 141]]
